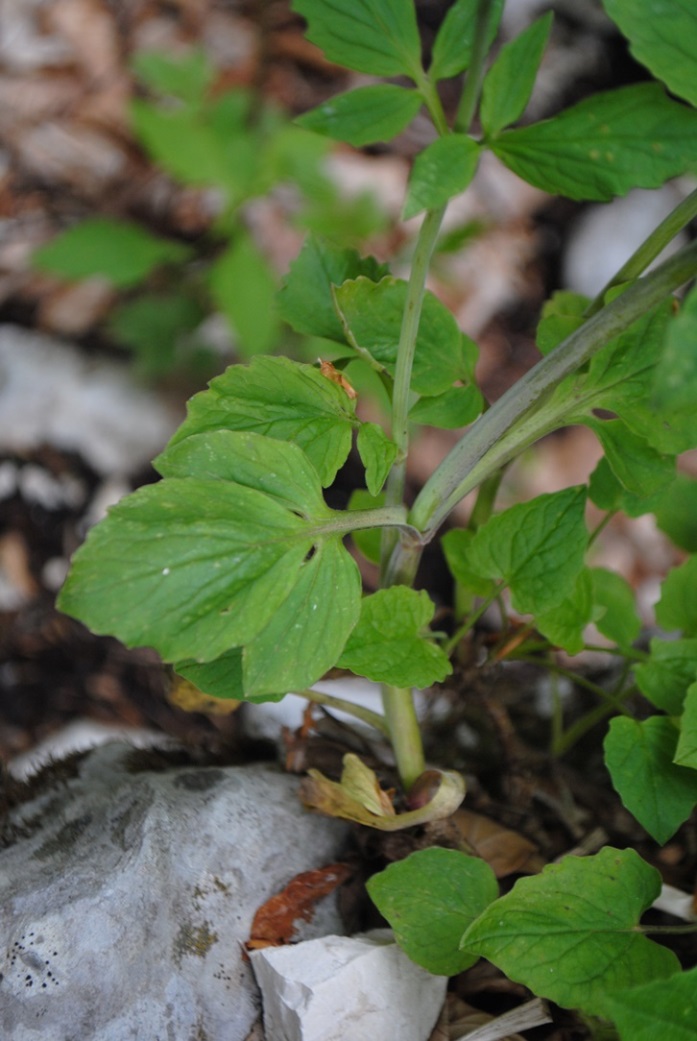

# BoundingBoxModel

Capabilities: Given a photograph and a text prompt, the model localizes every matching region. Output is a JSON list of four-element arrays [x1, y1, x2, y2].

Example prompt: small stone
[[250, 929, 448, 1041]]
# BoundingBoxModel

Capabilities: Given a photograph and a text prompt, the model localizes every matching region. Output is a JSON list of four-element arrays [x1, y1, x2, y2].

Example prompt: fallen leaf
[[452, 809, 544, 877], [247, 862, 352, 949], [168, 676, 241, 716]]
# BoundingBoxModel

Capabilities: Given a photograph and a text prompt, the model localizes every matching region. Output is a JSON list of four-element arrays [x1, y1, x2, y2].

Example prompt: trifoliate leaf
[[590, 567, 641, 648], [429, 0, 504, 80], [292, 0, 422, 81], [132, 48, 214, 106], [33, 218, 190, 288], [356, 422, 398, 496], [535, 567, 593, 655], [492, 84, 697, 201], [481, 12, 553, 136], [297, 85, 422, 147], [656, 556, 697, 636], [467, 487, 588, 615], [604, 716, 697, 843], [279, 235, 388, 344], [367, 849, 499, 976], [208, 234, 280, 356], [403, 135, 480, 220], [338, 587, 452, 688], [634, 637, 697, 715], [462, 848, 680, 1018], [166, 356, 358, 487]]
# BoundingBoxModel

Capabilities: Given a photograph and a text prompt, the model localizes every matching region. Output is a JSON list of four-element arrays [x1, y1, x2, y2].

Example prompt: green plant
[[57, 0, 697, 1031], [33, 48, 387, 378]]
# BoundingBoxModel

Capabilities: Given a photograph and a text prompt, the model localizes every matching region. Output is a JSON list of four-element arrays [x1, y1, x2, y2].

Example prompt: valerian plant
[[58, 0, 697, 1032]]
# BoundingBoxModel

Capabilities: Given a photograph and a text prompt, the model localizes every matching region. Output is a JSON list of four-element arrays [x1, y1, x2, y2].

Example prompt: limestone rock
[[0, 743, 349, 1041], [250, 930, 448, 1041]]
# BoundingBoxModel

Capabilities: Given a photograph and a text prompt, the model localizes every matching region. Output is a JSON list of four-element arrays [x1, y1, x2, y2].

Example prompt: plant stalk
[[454, 0, 496, 132], [381, 684, 425, 789], [298, 688, 390, 736]]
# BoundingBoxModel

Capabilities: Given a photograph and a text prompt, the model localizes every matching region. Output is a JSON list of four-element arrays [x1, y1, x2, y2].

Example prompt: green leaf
[[403, 135, 480, 220], [675, 683, 697, 770], [292, 0, 422, 80], [409, 384, 483, 429], [601, 0, 697, 107], [338, 587, 452, 688], [356, 422, 398, 496], [279, 235, 388, 344], [132, 48, 214, 106], [348, 489, 383, 565], [654, 473, 697, 552], [296, 85, 422, 147], [167, 356, 357, 487], [652, 285, 697, 414], [604, 716, 697, 843], [429, 0, 504, 81], [442, 528, 496, 598], [467, 487, 588, 615], [107, 292, 205, 377], [208, 235, 280, 356], [656, 556, 697, 636], [582, 418, 674, 497], [334, 276, 470, 395], [605, 965, 697, 1041], [462, 848, 680, 1018], [492, 84, 697, 201], [590, 568, 641, 649], [536, 290, 589, 356], [480, 12, 553, 136], [33, 218, 190, 288], [175, 649, 247, 702], [634, 637, 697, 715], [58, 430, 364, 691], [367, 848, 498, 976], [587, 456, 665, 519], [535, 567, 593, 655]]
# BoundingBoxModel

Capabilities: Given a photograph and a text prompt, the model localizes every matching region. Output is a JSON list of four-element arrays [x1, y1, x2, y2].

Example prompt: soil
[[1, 3, 696, 1040]]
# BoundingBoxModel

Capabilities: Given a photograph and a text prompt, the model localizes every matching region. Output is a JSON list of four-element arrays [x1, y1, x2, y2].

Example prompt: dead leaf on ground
[[246, 862, 353, 949], [452, 808, 545, 877], [167, 676, 241, 716]]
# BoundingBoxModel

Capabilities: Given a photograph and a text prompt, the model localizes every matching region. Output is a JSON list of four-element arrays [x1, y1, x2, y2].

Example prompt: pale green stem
[[586, 185, 697, 317], [410, 239, 697, 538], [381, 684, 425, 789], [297, 687, 389, 736]]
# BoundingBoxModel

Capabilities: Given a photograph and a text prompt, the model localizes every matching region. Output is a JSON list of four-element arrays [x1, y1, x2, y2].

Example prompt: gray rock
[[0, 743, 349, 1041], [250, 930, 448, 1041]]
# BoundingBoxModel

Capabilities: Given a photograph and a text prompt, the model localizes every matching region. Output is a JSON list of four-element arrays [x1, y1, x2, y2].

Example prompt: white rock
[[251, 929, 448, 1041], [1, 743, 349, 1041]]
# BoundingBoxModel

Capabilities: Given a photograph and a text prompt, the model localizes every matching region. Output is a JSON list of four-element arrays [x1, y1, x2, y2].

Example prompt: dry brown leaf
[[452, 808, 544, 877], [318, 359, 358, 400], [167, 676, 241, 716], [247, 863, 352, 949]]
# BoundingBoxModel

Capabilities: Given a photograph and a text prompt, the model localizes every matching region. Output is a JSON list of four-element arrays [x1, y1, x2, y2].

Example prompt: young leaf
[[208, 234, 280, 356], [655, 556, 697, 636], [409, 384, 483, 429], [674, 683, 697, 770], [403, 135, 480, 220], [33, 218, 190, 288], [337, 587, 452, 688], [367, 848, 499, 976], [535, 290, 590, 355], [480, 12, 553, 137], [604, 965, 697, 1041], [461, 848, 680, 1018], [296, 85, 422, 147], [132, 48, 214, 107], [601, 0, 697, 107], [356, 422, 399, 497], [291, 0, 423, 81], [334, 276, 470, 395], [492, 84, 697, 201], [166, 356, 358, 487], [467, 487, 588, 616], [107, 292, 205, 377], [634, 638, 697, 715], [590, 567, 641, 649], [652, 284, 697, 414], [604, 716, 697, 843], [278, 235, 388, 344], [429, 0, 504, 81], [535, 567, 593, 655]]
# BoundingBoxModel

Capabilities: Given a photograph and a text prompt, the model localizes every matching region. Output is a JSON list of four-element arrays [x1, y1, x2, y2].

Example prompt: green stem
[[635, 923, 697, 935], [381, 684, 425, 789], [454, 0, 495, 132], [586, 186, 697, 317], [414, 71, 449, 136], [298, 687, 390, 736], [410, 239, 697, 537], [444, 584, 502, 655], [468, 468, 504, 531]]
